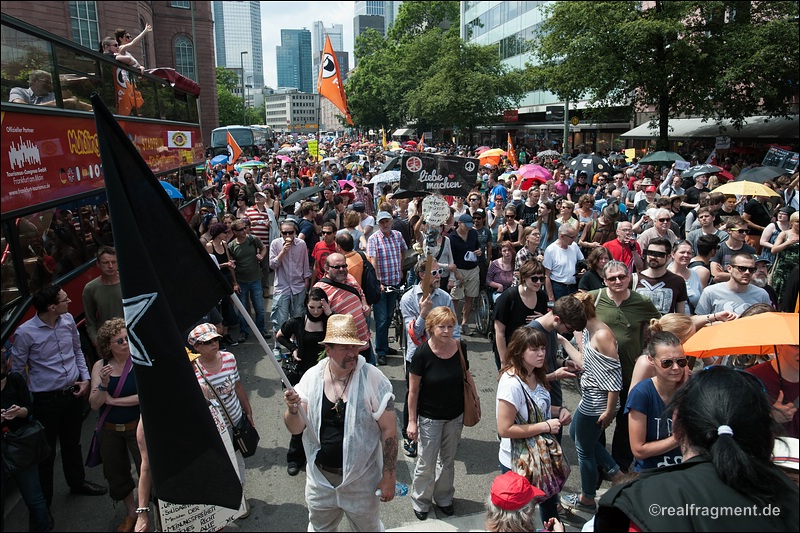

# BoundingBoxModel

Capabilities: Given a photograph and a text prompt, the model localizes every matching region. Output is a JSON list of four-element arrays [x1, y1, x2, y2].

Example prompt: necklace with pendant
[[329, 363, 353, 420]]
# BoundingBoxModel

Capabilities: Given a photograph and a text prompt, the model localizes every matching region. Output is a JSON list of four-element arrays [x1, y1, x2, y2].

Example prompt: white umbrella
[[321, 157, 339, 164], [369, 170, 401, 185], [277, 146, 302, 154]]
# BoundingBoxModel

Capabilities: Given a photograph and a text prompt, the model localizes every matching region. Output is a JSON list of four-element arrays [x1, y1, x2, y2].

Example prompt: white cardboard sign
[[421, 195, 450, 226]]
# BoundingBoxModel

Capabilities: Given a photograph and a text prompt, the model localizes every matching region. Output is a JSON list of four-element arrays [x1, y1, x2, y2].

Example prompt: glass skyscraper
[[276, 29, 313, 93], [213, 1, 263, 89]]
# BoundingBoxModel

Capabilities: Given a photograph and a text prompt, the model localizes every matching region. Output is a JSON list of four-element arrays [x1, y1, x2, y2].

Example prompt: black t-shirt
[[744, 199, 771, 235], [493, 287, 548, 344], [579, 269, 606, 292], [450, 229, 479, 270], [409, 340, 468, 420], [569, 182, 590, 200], [684, 185, 708, 208], [1, 372, 33, 433], [517, 203, 539, 227]]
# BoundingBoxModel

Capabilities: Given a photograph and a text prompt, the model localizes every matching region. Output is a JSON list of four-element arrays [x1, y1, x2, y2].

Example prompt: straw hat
[[320, 314, 367, 347]]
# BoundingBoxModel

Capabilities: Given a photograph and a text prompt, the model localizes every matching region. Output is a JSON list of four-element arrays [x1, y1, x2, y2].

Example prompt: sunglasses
[[195, 338, 218, 346], [419, 268, 444, 276], [605, 274, 628, 282], [281, 230, 295, 235], [645, 250, 668, 258], [505, 214, 516, 219], [527, 276, 545, 283], [469, 198, 481, 202], [729, 228, 748, 234], [113, 336, 129, 345], [321, 231, 333, 235], [328, 264, 348, 270], [657, 358, 688, 369], [731, 265, 757, 274], [657, 218, 672, 223], [233, 227, 246, 232]]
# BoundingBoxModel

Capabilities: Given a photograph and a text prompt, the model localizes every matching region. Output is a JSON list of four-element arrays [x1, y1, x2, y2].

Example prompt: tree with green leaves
[[528, 1, 799, 150], [346, 0, 524, 141]]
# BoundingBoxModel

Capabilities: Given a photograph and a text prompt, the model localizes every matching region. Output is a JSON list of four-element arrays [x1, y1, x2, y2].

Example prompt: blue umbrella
[[210, 154, 228, 165], [159, 181, 184, 199]]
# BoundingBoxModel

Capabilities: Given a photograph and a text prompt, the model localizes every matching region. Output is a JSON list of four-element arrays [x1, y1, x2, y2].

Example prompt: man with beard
[[751, 256, 779, 308], [696, 252, 771, 316], [399, 259, 461, 458], [633, 238, 688, 315]]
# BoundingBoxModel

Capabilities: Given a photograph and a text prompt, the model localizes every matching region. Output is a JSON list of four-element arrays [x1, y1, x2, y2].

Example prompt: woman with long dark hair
[[276, 288, 332, 476], [535, 201, 559, 251], [596, 365, 799, 531]]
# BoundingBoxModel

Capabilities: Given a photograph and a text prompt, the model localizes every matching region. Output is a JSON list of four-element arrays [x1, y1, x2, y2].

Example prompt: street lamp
[[240, 51, 248, 125]]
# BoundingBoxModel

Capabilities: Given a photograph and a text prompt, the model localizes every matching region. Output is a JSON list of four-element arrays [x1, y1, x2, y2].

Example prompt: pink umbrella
[[518, 164, 552, 181], [475, 146, 491, 154], [276, 155, 293, 163], [338, 179, 356, 190]]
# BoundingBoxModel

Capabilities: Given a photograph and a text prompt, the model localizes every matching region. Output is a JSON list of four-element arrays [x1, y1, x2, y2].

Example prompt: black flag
[[91, 94, 242, 509]]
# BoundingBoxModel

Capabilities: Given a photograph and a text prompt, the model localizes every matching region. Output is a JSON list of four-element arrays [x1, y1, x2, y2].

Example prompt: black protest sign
[[399, 153, 478, 197]]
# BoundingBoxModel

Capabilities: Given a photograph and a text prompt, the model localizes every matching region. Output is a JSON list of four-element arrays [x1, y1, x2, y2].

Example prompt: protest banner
[[399, 153, 478, 197]]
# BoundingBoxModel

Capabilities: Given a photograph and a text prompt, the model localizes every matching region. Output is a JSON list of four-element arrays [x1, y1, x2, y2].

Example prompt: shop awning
[[392, 128, 416, 137], [620, 115, 798, 140]]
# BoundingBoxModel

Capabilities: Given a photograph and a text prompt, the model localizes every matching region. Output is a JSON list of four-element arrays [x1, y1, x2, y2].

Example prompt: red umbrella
[[717, 169, 734, 181], [519, 176, 547, 191], [404, 140, 417, 146]]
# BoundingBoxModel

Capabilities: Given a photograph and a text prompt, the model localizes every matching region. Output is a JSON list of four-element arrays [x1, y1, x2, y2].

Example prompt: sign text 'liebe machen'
[[400, 153, 478, 197]]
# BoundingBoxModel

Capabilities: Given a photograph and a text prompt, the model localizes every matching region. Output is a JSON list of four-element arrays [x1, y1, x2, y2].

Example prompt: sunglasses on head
[[731, 264, 756, 273], [658, 358, 688, 369]]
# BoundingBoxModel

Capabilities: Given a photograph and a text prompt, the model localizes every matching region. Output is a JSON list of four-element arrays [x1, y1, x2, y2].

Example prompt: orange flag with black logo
[[507, 132, 518, 168], [317, 34, 353, 125], [226, 131, 242, 172]]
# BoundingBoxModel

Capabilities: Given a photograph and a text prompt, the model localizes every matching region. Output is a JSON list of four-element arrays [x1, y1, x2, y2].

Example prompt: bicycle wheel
[[475, 290, 491, 336]]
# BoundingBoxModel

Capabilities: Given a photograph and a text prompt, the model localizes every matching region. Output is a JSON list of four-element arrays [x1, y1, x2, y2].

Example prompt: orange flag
[[226, 131, 242, 173], [418, 133, 425, 152], [507, 132, 518, 168], [317, 34, 353, 125]]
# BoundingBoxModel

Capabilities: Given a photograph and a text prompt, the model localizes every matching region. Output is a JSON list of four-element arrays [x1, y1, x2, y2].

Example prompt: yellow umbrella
[[713, 181, 779, 197]]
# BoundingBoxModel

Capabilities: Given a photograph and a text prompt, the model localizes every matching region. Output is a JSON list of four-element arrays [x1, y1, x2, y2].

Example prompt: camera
[[68, 385, 79, 393]]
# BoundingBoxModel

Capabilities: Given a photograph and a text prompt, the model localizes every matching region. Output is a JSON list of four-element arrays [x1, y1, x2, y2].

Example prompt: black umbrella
[[379, 157, 401, 173], [681, 164, 723, 179], [282, 184, 325, 206], [734, 165, 790, 184], [567, 154, 612, 176]]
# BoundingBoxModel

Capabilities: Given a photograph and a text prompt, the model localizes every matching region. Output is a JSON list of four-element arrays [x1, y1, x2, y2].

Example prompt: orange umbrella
[[682, 312, 798, 358], [478, 148, 506, 166]]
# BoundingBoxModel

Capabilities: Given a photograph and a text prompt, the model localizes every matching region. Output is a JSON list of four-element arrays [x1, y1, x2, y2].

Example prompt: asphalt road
[[3, 306, 600, 532]]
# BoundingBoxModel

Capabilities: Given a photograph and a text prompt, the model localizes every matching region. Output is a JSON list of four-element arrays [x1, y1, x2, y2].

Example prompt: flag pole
[[228, 294, 317, 443]]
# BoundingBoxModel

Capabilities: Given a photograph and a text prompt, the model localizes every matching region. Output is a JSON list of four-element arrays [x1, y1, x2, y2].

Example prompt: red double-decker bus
[[1, 14, 205, 344]]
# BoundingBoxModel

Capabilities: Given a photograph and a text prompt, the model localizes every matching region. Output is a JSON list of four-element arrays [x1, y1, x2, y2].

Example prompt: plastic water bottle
[[375, 482, 408, 498]]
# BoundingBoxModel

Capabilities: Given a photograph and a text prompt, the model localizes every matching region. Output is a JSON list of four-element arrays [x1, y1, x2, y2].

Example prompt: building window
[[174, 36, 195, 81], [69, 1, 99, 51], [170, 1, 191, 8]]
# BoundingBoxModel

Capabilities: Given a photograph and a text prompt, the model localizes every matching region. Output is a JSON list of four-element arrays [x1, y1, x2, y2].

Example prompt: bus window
[[53, 44, 99, 111], [1, 225, 22, 310], [1, 24, 55, 105]]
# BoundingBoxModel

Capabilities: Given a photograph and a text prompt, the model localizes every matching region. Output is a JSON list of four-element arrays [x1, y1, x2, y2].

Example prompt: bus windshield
[[1, 14, 205, 343], [211, 125, 270, 158]]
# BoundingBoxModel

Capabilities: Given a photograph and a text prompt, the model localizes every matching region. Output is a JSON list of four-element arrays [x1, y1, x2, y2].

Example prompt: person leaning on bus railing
[[9, 70, 92, 111]]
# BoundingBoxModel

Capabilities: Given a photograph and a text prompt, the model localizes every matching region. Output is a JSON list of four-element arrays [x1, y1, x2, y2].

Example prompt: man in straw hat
[[283, 313, 398, 530]]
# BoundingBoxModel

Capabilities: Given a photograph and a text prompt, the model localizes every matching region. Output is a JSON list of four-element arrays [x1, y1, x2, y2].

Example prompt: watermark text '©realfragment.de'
[[648, 503, 781, 520]]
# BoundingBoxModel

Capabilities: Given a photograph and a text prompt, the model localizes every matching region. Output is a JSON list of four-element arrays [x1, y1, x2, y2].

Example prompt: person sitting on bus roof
[[114, 24, 152, 74]]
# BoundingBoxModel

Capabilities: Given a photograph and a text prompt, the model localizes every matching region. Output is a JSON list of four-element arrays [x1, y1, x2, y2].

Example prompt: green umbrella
[[639, 151, 685, 167]]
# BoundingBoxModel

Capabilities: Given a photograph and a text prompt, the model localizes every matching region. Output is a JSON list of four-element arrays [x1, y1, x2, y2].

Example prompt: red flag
[[227, 131, 242, 172], [317, 34, 353, 125], [91, 94, 242, 509], [507, 133, 518, 168]]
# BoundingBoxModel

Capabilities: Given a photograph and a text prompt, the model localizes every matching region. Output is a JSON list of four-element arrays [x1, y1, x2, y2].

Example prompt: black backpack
[[357, 251, 382, 305]]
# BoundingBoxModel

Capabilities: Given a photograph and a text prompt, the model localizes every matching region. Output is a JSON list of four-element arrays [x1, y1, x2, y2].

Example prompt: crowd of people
[[3, 136, 799, 532]]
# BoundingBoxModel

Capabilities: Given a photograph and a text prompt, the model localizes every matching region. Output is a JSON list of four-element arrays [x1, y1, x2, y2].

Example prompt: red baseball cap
[[490, 471, 545, 511], [645, 185, 657, 193]]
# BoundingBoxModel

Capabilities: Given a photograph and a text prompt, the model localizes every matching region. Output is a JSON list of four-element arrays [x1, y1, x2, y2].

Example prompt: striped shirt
[[366, 229, 407, 286], [577, 329, 622, 417], [194, 351, 243, 426], [314, 275, 370, 344], [244, 205, 271, 243]]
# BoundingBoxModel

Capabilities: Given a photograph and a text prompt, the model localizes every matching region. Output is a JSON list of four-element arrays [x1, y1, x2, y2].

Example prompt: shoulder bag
[[509, 376, 571, 500], [2, 418, 51, 474], [457, 341, 481, 427], [86, 357, 132, 467], [195, 361, 259, 458]]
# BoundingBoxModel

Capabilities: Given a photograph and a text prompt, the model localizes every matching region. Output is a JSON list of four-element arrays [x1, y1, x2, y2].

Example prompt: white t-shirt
[[543, 242, 584, 284], [496, 371, 551, 469], [695, 283, 771, 316]]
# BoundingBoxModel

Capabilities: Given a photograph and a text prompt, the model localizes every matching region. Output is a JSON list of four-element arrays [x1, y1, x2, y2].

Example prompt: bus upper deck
[[1, 13, 206, 343]]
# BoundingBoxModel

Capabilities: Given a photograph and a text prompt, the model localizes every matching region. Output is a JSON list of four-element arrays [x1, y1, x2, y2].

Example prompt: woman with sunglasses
[[113, 24, 152, 74], [493, 260, 549, 370], [625, 332, 684, 472], [89, 318, 141, 532], [497, 207, 521, 249], [596, 365, 799, 531]]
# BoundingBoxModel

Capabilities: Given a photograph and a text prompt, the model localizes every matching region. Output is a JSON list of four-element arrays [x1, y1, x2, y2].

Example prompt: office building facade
[[276, 28, 312, 93], [213, 1, 263, 94]]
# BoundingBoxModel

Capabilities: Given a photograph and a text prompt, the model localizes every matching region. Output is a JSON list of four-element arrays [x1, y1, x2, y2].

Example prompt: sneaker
[[403, 438, 417, 458], [560, 493, 597, 514], [238, 332, 249, 343], [386, 347, 399, 355], [460, 324, 471, 336], [259, 330, 272, 339], [222, 334, 238, 347], [377, 356, 388, 366]]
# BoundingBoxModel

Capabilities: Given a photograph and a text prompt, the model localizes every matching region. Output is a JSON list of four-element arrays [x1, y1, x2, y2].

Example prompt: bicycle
[[385, 284, 409, 357]]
